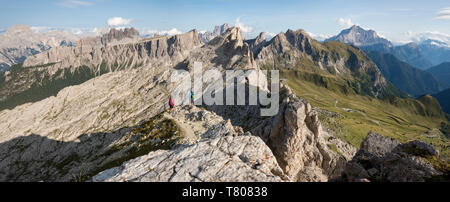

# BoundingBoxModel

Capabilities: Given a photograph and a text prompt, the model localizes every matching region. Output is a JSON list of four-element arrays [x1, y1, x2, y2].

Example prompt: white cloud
[[435, 7, 450, 20], [307, 32, 332, 41], [69, 28, 84, 35], [235, 18, 254, 33], [161, 28, 183, 36], [91, 27, 110, 36], [266, 32, 276, 38], [397, 31, 450, 46], [107, 17, 132, 27], [141, 28, 183, 37], [30, 26, 57, 33], [59, 0, 92, 8], [337, 18, 354, 28], [30, 26, 86, 35]]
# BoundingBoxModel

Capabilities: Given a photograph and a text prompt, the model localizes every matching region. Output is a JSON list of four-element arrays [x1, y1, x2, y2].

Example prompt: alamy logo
[[170, 62, 280, 116]]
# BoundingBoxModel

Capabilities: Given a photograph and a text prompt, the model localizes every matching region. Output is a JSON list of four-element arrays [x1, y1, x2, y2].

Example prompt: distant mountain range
[[325, 25, 450, 99], [326, 25, 450, 70], [0, 25, 78, 72], [365, 50, 448, 97]]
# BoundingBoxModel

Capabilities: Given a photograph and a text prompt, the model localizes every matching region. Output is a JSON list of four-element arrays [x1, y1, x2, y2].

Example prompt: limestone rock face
[[178, 27, 257, 71], [342, 132, 445, 182], [245, 32, 268, 55], [23, 29, 201, 69], [255, 29, 315, 62], [92, 104, 288, 182], [93, 131, 288, 182], [0, 66, 176, 181], [75, 27, 141, 50], [252, 85, 354, 182]]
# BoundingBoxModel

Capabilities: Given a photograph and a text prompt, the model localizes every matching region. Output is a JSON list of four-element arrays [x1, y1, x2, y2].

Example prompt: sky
[[0, 0, 449, 44]]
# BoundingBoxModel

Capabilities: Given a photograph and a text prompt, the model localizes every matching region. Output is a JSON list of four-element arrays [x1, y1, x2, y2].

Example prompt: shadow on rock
[[0, 113, 182, 182]]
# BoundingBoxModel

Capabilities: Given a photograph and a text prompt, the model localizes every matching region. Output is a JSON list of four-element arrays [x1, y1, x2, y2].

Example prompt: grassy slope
[[280, 69, 449, 160]]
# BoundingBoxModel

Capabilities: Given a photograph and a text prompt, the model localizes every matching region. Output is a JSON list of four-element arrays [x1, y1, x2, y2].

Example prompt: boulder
[[342, 132, 445, 182]]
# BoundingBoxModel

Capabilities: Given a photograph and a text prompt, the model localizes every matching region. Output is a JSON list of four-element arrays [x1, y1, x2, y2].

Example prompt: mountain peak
[[5, 25, 33, 35], [199, 23, 232, 43], [421, 39, 449, 48], [208, 26, 245, 47], [213, 23, 231, 35], [78, 27, 141, 48], [326, 25, 392, 47]]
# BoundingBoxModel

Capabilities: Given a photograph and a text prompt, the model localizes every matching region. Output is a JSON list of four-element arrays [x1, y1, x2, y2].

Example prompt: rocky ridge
[[93, 106, 288, 182], [23, 28, 200, 70]]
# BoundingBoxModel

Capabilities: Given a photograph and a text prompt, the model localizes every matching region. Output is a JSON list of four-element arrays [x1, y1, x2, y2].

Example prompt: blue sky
[[1, 0, 449, 43]]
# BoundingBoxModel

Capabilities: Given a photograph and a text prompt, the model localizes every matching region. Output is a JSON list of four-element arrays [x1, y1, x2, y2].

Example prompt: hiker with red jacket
[[169, 96, 175, 111]]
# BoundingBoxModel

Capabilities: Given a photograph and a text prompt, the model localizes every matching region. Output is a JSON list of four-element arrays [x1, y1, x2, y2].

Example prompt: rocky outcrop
[[177, 27, 257, 71], [93, 126, 287, 182], [245, 32, 268, 56], [251, 85, 355, 181], [359, 131, 399, 156], [254, 29, 316, 62], [341, 132, 448, 182]]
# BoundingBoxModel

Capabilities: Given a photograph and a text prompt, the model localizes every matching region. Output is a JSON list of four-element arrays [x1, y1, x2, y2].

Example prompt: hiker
[[169, 96, 175, 111], [190, 90, 195, 109]]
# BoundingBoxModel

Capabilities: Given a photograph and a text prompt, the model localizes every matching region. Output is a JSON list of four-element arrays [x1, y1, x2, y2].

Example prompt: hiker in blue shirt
[[190, 90, 194, 109]]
